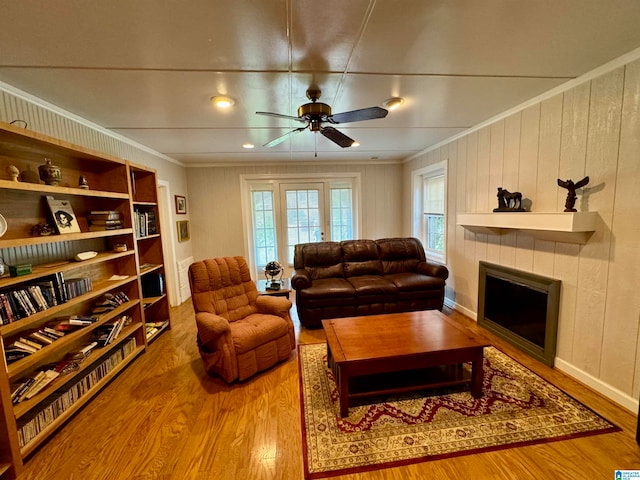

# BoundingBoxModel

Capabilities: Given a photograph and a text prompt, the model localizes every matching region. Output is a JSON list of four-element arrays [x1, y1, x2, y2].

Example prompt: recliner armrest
[[291, 268, 312, 290], [195, 311, 231, 346], [417, 261, 449, 280], [256, 295, 292, 317]]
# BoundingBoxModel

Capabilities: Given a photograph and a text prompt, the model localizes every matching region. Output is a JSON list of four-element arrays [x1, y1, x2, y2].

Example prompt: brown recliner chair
[[188, 256, 295, 382]]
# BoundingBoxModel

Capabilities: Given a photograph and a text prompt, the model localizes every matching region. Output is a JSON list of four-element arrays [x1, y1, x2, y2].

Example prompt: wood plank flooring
[[16, 300, 640, 479]]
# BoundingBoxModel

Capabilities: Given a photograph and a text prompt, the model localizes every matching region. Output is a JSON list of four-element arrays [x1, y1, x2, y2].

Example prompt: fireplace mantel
[[457, 212, 598, 244]]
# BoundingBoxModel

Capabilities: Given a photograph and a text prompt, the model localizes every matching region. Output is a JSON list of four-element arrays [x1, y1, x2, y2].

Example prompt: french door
[[279, 183, 325, 265], [245, 175, 359, 279]]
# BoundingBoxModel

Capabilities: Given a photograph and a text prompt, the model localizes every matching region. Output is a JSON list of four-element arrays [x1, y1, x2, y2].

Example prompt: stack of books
[[87, 210, 123, 231], [91, 291, 129, 315], [11, 368, 60, 404]]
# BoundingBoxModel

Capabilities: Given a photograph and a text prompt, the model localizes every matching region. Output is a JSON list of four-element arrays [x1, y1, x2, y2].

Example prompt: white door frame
[[157, 180, 180, 306]]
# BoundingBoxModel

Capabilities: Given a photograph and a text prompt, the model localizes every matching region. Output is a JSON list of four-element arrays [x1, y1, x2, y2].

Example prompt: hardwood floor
[[17, 300, 640, 479]]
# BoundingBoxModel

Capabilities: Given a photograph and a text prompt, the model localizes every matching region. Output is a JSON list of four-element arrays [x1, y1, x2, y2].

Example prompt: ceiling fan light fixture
[[351, 141, 360, 147], [383, 97, 404, 110], [211, 95, 235, 109]]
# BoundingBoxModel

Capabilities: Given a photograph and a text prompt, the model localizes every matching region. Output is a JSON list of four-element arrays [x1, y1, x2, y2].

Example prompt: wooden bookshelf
[[0, 121, 170, 478]]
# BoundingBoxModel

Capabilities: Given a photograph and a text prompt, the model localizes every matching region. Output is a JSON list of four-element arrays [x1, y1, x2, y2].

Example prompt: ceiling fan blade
[[256, 111, 307, 123], [263, 127, 306, 147], [327, 106, 388, 124], [320, 126, 356, 148]]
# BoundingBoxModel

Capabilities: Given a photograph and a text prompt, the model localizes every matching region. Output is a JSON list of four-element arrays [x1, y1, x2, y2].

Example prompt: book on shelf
[[45, 196, 82, 234], [88, 210, 122, 220], [5, 348, 31, 364], [66, 341, 99, 362]]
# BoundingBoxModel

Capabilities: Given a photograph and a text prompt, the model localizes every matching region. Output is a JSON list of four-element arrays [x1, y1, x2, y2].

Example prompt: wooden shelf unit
[[0, 121, 170, 478]]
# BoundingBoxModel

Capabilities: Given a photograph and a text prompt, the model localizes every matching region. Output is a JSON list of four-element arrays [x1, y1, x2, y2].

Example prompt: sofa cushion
[[376, 237, 426, 274], [385, 272, 446, 291], [342, 239, 383, 277], [347, 275, 397, 296], [295, 242, 344, 279], [296, 277, 356, 300]]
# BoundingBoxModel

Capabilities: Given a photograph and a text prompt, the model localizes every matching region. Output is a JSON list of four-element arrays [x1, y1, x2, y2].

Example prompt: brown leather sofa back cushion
[[342, 239, 384, 277], [294, 242, 345, 279], [376, 237, 426, 274], [189, 256, 258, 322]]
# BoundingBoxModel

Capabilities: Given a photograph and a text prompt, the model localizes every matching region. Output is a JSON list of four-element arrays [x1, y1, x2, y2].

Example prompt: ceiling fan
[[256, 86, 388, 148]]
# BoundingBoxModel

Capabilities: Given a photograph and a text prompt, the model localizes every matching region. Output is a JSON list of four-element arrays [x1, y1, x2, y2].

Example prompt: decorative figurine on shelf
[[38, 158, 62, 186], [557, 176, 589, 212], [78, 175, 89, 189], [31, 223, 55, 236], [494, 187, 525, 212], [6, 165, 19, 182], [264, 261, 284, 290]]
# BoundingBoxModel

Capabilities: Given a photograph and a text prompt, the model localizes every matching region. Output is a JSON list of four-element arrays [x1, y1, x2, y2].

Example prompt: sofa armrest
[[417, 261, 449, 280], [256, 295, 293, 318], [195, 312, 231, 346], [291, 268, 312, 290]]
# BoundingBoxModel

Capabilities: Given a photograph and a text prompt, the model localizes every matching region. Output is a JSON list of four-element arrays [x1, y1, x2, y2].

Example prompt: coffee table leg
[[471, 347, 484, 398], [336, 363, 349, 417]]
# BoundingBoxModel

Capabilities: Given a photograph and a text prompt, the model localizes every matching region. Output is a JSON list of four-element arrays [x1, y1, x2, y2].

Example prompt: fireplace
[[477, 262, 560, 367]]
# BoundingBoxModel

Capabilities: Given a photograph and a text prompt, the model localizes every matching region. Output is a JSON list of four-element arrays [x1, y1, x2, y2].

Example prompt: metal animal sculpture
[[496, 187, 522, 210], [557, 176, 589, 212]]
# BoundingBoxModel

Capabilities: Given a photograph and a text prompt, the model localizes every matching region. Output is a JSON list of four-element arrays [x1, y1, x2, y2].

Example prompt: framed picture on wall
[[177, 220, 190, 242], [175, 195, 187, 214]]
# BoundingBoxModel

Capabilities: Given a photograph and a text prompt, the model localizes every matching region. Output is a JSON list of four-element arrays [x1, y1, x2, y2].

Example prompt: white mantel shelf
[[457, 212, 598, 244]]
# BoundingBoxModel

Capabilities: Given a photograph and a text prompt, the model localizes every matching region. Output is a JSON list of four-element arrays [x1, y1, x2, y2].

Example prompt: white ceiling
[[2, 1, 640, 165]]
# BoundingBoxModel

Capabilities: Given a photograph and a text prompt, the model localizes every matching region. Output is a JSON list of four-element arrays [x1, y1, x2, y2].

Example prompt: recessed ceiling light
[[211, 95, 235, 109], [383, 97, 404, 110], [242, 143, 255, 149]]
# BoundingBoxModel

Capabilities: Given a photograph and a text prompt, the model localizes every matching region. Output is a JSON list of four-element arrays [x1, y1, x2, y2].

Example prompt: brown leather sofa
[[291, 237, 449, 328]]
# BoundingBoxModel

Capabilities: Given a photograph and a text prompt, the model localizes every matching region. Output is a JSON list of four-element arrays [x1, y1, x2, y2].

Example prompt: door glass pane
[[251, 190, 277, 266], [330, 187, 353, 241], [284, 188, 322, 264]]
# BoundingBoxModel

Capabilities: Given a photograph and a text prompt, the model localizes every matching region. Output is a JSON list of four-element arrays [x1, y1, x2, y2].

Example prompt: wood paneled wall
[[403, 58, 640, 409]]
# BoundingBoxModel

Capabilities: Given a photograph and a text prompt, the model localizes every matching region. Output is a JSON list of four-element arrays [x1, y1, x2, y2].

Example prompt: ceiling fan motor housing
[[298, 102, 332, 130]]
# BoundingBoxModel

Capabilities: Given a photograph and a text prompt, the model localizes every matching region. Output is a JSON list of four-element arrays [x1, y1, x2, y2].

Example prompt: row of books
[[5, 326, 67, 364], [133, 209, 157, 238], [11, 317, 131, 406], [10, 339, 102, 404], [0, 272, 92, 325], [16, 338, 137, 448], [87, 210, 123, 232], [4, 290, 131, 364]]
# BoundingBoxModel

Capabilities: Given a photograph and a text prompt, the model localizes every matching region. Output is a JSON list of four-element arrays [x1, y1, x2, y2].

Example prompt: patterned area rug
[[298, 343, 620, 479]]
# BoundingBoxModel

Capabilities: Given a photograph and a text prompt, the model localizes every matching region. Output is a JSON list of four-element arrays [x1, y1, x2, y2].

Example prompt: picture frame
[[175, 195, 187, 214], [45, 196, 81, 234], [177, 220, 190, 242]]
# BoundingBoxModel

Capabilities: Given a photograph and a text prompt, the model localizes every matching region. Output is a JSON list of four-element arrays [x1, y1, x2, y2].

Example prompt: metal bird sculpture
[[557, 176, 589, 212]]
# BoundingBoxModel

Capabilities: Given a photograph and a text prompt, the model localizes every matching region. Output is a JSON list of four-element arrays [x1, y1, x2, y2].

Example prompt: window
[[413, 161, 447, 263]]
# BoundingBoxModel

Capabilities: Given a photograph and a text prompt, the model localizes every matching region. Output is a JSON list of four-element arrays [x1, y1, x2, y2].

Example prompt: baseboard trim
[[554, 358, 638, 414], [448, 298, 638, 414]]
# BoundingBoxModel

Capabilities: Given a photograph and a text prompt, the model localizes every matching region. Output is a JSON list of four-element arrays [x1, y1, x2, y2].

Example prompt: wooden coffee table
[[322, 310, 491, 417]]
